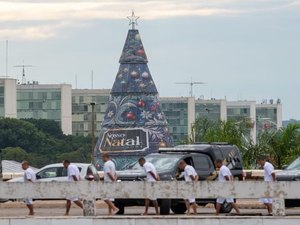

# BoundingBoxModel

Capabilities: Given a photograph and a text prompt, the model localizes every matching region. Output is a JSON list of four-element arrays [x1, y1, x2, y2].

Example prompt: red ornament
[[137, 100, 145, 108], [126, 111, 136, 120], [136, 49, 145, 55]]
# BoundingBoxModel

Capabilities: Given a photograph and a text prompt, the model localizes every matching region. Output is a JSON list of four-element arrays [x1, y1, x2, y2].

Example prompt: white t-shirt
[[264, 161, 274, 182], [143, 162, 157, 182], [24, 168, 36, 182], [103, 160, 116, 183], [184, 165, 197, 182], [67, 164, 80, 182], [218, 165, 232, 182]]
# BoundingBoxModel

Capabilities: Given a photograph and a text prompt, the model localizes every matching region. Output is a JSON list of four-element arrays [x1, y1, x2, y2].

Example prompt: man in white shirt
[[138, 157, 159, 215], [215, 159, 240, 215], [22, 161, 36, 215], [178, 160, 198, 215], [63, 160, 83, 216], [257, 156, 276, 215], [102, 153, 118, 215]]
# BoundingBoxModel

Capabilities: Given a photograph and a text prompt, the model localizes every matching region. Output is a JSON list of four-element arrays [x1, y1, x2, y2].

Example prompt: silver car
[[8, 163, 100, 182]]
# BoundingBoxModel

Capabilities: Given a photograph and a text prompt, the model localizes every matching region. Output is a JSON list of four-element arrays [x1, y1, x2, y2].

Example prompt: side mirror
[[36, 174, 41, 180]]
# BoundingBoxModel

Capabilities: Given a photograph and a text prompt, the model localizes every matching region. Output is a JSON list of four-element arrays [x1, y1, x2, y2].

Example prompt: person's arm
[[224, 175, 230, 181], [149, 171, 158, 181], [72, 175, 78, 181], [271, 172, 276, 181], [25, 171, 34, 182], [107, 172, 116, 182], [266, 165, 276, 181], [189, 174, 197, 181]]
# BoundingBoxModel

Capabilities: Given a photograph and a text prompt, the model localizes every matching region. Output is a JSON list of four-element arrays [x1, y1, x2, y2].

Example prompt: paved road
[[1, 200, 300, 217]]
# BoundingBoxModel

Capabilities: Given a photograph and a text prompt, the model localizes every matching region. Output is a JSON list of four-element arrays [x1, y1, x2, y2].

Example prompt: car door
[[36, 166, 68, 182]]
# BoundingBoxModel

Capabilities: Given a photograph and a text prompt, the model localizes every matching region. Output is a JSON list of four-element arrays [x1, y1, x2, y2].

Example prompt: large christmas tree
[[94, 13, 173, 170]]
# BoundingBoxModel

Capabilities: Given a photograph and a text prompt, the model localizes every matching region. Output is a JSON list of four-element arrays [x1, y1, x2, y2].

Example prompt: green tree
[[191, 118, 215, 143], [0, 118, 93, 168], [267, 124, 300, 168], [0, 118, 45, 152], [1, 147, 28, 162], [191, 118, 249, 151], [56, 147, 91, 163], [22, 118, 63, 138], [241, 132, 272, 168], [191, 117, 300, 169]]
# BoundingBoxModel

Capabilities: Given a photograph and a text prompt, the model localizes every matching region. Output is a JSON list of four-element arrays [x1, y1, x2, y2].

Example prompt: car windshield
[[129, 154, 181, 171], [286, 157, 300, 170]]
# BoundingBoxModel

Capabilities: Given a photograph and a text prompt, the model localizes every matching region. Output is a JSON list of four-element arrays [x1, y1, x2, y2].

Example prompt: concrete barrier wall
[[0, 217, 300, 225], [1, 181, 298, 216], [0, 181, 299, 199]]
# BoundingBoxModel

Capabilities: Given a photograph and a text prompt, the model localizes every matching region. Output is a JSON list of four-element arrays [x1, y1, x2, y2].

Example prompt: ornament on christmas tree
[[137, 100, 145, 108], [142, 72, 149, 79], [131, 71, 139, 78], [136, 48, 145, 56], [126, 111, 136, 120]]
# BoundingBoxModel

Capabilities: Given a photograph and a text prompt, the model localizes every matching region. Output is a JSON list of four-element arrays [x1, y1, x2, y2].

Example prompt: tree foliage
[[191, 118, 248, 151], [191, 117, 300, 169], [1, 147, 29, 162], [0, 118, 92, 168]]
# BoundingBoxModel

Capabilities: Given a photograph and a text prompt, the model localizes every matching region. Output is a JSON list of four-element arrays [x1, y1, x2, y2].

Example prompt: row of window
[[17, 110, 61, 120], [17, 101, 61, 110], [17, 91, 61, 100], [72, 96, 109, 104]]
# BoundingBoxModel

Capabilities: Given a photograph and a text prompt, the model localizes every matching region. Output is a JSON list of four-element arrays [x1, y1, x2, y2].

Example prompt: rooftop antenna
[[175, 77, 205, 97], [14, 62, 33, 84], [127, 10, 139, 30]]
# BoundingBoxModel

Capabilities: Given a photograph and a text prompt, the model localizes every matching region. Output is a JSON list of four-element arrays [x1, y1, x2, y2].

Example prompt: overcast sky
[[0, 0, 299, 120]]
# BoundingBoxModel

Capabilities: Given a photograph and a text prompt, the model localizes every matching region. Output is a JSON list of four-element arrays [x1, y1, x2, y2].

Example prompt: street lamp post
[[90, 102, 96, 165]]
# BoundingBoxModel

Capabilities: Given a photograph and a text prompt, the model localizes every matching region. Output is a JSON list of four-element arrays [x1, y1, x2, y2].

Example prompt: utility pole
[[175, 78, 205, 97], [90, 102, 96, 164]]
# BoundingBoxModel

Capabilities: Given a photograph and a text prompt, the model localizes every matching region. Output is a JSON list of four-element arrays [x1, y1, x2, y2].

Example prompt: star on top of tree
[[127, 10, 139, 30]]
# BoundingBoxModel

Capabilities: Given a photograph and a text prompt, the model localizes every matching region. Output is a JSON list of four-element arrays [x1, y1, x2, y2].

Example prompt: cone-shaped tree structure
[[94, 25, 173, 170]]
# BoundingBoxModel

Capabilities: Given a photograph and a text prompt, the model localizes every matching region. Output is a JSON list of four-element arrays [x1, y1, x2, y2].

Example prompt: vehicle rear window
[[213, 148, 223, 161], [193, 156, 211, 170]]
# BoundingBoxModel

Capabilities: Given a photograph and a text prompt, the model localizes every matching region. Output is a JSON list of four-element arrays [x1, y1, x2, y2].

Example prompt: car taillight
[[85, 174, 94, 181]]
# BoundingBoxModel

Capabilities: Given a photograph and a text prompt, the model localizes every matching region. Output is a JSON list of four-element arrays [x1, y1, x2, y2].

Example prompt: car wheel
[[160, 199, 171, 215], [220, 201, 233, 213], [114, 200, 125, 215], [171, 201, 186, 214]]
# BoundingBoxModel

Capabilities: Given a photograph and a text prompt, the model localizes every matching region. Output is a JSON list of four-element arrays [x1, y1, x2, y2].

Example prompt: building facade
[[160, 97, 282, 145], [16, 83, 72, 135], [72, 89, 110, 136], [0, 78, 17, 118], [0, 79, 283, 142]]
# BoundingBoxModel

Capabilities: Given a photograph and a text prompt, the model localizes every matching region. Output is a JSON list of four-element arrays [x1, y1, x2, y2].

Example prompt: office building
[[72, 89, 110, 136], [17, 83, 72, 135], [0, 78, 17, 118], [0, 78, 282, 143]]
